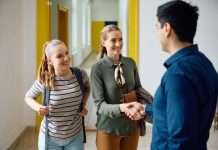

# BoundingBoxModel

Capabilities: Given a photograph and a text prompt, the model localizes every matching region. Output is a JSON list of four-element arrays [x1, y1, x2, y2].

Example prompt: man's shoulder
[[165, 50, 217, 85]]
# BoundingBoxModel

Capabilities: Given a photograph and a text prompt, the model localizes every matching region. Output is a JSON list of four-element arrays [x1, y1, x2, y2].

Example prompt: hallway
[[11, 53, 218, 150], [1, 0, 218, 149]]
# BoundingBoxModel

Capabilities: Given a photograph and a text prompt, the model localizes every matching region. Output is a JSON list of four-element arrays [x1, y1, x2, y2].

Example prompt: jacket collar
[[164, 44, 199, 68]]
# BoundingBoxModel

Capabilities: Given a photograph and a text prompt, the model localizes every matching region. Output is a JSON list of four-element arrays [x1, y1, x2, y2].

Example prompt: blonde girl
[[25, 40, 90, 150]]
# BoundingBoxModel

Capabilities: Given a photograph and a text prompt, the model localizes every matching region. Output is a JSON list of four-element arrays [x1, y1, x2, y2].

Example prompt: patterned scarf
[[114, 62, 125, 87]]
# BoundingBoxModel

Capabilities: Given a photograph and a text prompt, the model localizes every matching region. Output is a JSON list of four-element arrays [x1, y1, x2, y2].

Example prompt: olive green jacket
[[90, 55, 142, 136]]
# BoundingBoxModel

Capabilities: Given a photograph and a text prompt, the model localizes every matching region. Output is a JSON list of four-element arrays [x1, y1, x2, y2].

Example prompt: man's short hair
[[157, 0, 199, 43]]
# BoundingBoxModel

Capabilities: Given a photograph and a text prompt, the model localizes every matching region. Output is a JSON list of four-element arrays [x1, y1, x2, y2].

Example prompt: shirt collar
[[104, 55, 124, 67], [164, 44, 199, 68]]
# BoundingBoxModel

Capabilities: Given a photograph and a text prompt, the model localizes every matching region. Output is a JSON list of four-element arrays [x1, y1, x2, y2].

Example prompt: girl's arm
[[24, 80, 49, 116], [25, 96, 49, 116]]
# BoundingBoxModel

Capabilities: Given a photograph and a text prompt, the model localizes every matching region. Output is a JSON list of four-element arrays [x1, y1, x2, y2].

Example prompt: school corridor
[[8, 53, 218, 150], [1, 0, 218, 150]]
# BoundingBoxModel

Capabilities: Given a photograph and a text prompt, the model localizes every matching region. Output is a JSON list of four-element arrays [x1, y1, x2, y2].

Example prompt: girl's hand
[[79, 107, 88, 116], [38, 105, 49, 116]]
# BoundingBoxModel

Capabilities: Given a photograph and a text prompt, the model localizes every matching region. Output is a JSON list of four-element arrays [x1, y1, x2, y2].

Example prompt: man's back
[[151, 45, 218, 150], [179, 47, 218, 147]]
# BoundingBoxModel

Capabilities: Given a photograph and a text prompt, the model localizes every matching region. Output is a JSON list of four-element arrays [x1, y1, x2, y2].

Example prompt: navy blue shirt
[[147, 45, 218, 150]]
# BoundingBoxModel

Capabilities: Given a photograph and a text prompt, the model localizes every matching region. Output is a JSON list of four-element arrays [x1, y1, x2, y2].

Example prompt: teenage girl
[[25, 39, 90, 150]]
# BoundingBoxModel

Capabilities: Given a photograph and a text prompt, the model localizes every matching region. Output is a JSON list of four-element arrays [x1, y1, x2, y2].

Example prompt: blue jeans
[[38, 130, 84, 150]]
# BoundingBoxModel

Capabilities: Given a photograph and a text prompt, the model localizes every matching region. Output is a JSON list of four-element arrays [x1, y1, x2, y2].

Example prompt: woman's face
[[102, 30, 123, 59], [48, 43, 71, 74]]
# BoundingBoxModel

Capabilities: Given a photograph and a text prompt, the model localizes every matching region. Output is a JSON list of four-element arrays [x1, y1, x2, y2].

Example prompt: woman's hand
[[79, 107, 88, 116], [120, 102, 145, 120], [37, 105, 49, 116]]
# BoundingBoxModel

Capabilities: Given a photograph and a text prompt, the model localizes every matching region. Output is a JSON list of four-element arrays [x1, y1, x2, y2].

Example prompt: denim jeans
[[38, 130, 84, 150]]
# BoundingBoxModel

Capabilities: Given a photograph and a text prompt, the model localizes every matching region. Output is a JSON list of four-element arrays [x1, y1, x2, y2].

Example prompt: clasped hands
[[120, 102, 145, 120]]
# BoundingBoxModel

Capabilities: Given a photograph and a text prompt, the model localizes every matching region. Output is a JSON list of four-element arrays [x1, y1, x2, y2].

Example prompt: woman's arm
[[91, 63, 124, 118]]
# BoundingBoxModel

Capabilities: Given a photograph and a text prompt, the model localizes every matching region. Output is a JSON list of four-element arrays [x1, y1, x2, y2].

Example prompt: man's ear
[[163, 22, 172, 38]]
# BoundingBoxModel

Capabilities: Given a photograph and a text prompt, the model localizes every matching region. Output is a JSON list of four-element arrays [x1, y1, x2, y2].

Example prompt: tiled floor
[[11, 125, 218, 150]]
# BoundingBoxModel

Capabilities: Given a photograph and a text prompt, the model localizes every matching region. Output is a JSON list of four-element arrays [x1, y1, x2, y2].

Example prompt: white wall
[[0, 0, 36, 149], [119, 0, 128, 56], [91, 0, 119, 21], [192, 0, 218, 69], [139, 0, 167, 94], [22, 0, 36, 127], [72, 0, 92, 66], [139, 0, 218, 94]]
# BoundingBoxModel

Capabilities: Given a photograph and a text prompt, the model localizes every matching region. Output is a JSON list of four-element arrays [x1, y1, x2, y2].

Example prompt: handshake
[[120, 102, 145, 120]]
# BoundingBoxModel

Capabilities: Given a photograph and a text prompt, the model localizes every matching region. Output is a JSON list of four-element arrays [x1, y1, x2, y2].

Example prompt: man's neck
[[168, 41, 192, 55]]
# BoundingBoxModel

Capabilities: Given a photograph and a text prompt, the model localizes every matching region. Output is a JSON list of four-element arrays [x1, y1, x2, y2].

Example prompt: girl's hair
[[99, 24, 122, 59], [37, 39, 64, 89]]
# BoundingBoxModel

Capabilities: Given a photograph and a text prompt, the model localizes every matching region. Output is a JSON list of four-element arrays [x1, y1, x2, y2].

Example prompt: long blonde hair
[[99, 24, 122, 59], [37, 40, 64, 89]]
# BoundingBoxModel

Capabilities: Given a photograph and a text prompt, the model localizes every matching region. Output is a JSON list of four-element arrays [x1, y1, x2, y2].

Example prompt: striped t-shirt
[[25, 69, 90, 140]]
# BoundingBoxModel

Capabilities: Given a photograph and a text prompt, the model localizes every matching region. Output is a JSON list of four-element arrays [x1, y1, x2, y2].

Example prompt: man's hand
[[120, 102, 145, 120]]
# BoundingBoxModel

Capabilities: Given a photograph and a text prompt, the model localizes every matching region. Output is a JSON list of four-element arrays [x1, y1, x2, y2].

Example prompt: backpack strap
[[71, 67, 84, 94], [71, 67, 85, 112], [43, 88, 50, 150], [43, 88, 50, 106], [70, 67, 86, 143]]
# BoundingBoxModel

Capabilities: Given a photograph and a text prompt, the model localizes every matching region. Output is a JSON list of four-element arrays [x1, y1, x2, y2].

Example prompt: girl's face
[[48, 43, 71, 74], [102, 30, 123, 60]]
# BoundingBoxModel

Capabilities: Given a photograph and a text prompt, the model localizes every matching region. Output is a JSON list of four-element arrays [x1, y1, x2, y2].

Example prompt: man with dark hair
[[151, 0, 218, 149], [125, 0, 218, 150]]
